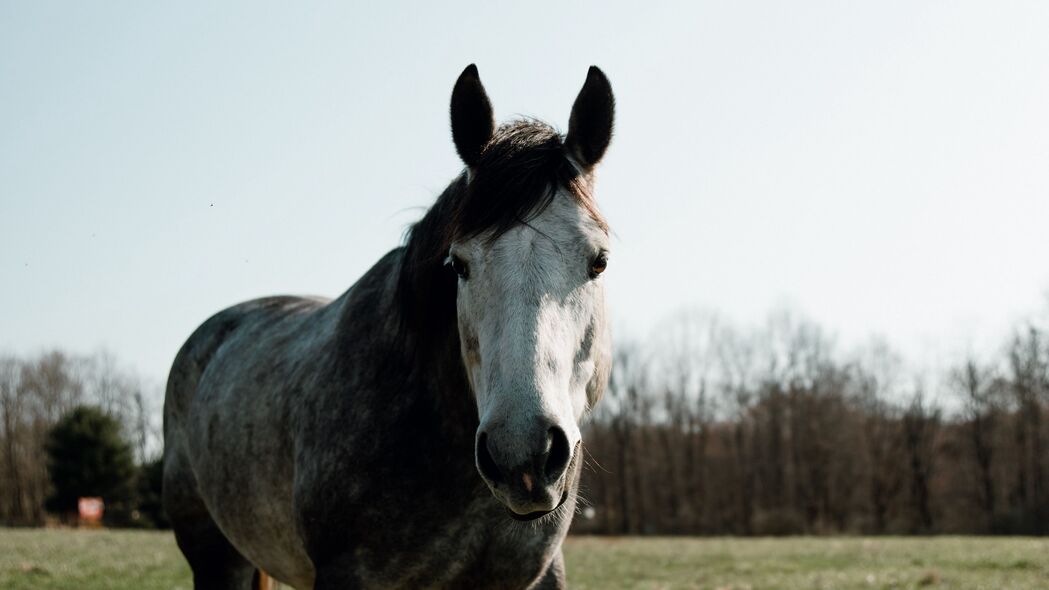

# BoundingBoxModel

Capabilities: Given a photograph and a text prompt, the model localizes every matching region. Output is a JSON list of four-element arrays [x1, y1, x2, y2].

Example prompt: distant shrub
[[753, 509, 806, 536], [45, 405, 136, 525], [135, 458, 169, 529], [990, 508, 1047, 536]]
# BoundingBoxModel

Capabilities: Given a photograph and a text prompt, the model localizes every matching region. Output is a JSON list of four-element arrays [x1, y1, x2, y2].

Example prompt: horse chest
[[345, 498, 563, 589]]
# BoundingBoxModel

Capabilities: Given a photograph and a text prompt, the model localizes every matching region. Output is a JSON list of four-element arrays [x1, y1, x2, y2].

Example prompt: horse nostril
[[476, 432, 504, 485], [543, 426, 571, 483]]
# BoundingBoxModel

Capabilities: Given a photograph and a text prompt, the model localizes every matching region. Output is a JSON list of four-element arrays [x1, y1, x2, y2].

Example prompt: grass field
[[1, 529, 1047, 589]]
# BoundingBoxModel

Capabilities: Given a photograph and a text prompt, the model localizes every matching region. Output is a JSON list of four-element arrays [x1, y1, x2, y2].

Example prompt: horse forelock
[[452, 120, 606, 243], [396, 119, 607, 344]]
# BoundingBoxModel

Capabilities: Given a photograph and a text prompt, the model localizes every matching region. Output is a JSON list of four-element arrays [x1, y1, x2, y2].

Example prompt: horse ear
[[565, 66, 615, 170], [450, 64, 495, 168]]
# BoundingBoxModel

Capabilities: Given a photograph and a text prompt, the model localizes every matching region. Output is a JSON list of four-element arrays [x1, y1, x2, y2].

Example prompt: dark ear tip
[[450, 64, 494, 167], [586, 66, 609, 83], [566, 65, 615, 168], [460, 64, 480, 80]]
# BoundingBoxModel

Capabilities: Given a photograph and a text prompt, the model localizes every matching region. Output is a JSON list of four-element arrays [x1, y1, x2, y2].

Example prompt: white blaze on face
[[451, 189, 611, 453]]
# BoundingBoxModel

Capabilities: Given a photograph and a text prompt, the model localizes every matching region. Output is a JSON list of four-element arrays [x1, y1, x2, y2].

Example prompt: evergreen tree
[[45, 405, 135, 518]]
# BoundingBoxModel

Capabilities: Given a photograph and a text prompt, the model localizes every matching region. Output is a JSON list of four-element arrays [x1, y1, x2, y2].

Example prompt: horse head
[[445, 65, 615, 520]]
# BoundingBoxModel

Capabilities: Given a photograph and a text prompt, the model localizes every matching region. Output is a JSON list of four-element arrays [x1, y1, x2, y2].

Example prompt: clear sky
[[3, 2, 1048, 386]]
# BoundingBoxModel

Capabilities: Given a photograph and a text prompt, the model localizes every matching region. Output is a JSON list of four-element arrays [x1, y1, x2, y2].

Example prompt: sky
[[3, 2, 1049, 390]]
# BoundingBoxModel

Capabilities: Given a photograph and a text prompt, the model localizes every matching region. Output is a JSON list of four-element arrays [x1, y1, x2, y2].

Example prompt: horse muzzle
[[474, 420, 577, 518]]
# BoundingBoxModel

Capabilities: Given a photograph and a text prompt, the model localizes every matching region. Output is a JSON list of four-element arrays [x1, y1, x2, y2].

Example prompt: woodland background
[[3, 303, 1048, 535]]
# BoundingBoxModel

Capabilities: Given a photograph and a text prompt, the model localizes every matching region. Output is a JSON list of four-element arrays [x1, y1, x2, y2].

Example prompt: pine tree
[[45, 405, 135, 519]]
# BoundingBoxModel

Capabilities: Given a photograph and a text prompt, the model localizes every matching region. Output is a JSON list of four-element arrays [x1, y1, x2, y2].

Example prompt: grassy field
[[1, 529, 1047, 589]]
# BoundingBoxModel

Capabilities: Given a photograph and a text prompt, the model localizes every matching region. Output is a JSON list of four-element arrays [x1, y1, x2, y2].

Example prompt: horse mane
[[396, 119, 606, 349]]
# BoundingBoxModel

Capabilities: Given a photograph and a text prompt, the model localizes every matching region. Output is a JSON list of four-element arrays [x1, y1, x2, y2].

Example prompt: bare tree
[[957, 358, 998, 528], [901, 387, 940, 533], [0, 350, 161, 526]]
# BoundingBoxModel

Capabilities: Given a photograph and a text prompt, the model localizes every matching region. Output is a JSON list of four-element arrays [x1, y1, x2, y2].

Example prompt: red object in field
[[78, 497, 104, 525]]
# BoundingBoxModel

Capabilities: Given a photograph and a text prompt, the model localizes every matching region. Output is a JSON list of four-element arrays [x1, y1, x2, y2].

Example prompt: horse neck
[[416, 329, 479, 449], [326, 175, 478, 454], [334, 245, 478, 452]]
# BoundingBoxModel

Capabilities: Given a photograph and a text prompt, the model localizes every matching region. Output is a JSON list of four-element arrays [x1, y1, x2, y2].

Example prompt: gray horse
[[163, 64, 615, 589]]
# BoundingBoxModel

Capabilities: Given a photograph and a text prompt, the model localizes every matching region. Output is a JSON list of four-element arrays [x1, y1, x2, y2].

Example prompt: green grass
[[1, 529, 1047, 589], [564, 537, 1049, 590], [0, 528, 190, 590]]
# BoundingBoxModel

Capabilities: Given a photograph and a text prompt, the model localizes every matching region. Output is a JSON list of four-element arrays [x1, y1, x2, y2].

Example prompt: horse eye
[[590, 253, 608, 278], [449, 255, 470, 280]]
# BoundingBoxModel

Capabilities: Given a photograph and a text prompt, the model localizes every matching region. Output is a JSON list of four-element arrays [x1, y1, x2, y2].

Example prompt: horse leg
[[164, 451, 258, 590], [252, 570, 273, 590], [310, 550, 363, 590], [528, 549, 566, 590]]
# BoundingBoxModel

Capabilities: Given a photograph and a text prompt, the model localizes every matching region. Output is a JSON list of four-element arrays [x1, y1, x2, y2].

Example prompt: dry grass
[[2, 529, 1047, 589], [565, 536, 1049, 590]]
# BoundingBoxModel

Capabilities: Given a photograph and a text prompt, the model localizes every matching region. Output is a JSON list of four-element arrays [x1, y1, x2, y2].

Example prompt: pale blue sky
[[3, 2, 1048, 385]]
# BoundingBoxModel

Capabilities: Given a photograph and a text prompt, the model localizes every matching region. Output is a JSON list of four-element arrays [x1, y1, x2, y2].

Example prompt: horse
[[163, 64, 615, 589]]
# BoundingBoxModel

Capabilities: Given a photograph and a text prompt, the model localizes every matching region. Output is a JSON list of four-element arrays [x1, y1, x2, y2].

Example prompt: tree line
[[3, 304, 1047, 535], [0, 351, 164, 527], [576, 307, 1049, 536]]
